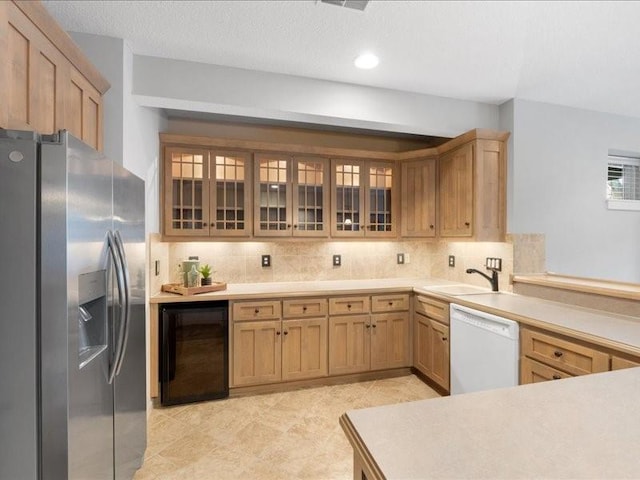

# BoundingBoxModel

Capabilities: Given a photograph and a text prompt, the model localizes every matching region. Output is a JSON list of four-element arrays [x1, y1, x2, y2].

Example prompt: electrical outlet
[[486, 257, 502, 271], [397, 253, 405, 265], [448, 255, 455, 267], [261, 255, 271, 267], [333, 254, 341, 267]]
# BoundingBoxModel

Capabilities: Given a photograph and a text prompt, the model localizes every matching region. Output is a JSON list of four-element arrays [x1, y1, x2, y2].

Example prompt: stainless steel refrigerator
[[0, 129, 147, 479]]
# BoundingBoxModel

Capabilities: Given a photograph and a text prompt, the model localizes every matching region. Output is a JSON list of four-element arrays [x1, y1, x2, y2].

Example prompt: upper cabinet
[[254, 154, 330, 237], [438, 137, 506, 241], [164, 146, 252, 237], [400, 158, 437, 238], [159, 129, 508, 242], [331, 159, 398, 238], [0, 1, 109, 150]]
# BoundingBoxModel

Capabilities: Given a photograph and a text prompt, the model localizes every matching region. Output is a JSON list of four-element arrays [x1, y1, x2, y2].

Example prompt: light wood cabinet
[[233, 320, 282, 386], [331, 159, 398, 238], [401, 158, 437, 237], [370, 312, 410, 370], [438, 139, 506, 241], [521, 328, 609, 377], [520, 356, 572, 384], [282, 317, 328, 381], [329, 314, 371, 375], [611, 355, 640, 371], [231, 298, 328, 386], [371, 293, 409, 313], [413, 295, 450, 392], [163, 147, 252, 237], [254, 154, 330, 237], [328, 294, 410, 376], [329, 296, 369, 315], [233, 300, 281, 321], [1, 1, 108, 150]]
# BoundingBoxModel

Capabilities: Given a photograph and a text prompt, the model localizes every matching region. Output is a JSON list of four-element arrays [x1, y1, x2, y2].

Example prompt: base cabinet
[[520, 327, 640, 385], [414, 312, 450, 392], [231, 298, 329, 387], [232, 320, 282, 387], [282, 318, 328, 381], [413, 295, 450, 392], [370, 313, 411, 371], [328, 315, 371, 375]]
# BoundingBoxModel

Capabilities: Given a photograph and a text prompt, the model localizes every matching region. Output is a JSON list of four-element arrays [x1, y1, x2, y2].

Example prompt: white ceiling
[[43, 0, 640, 119]]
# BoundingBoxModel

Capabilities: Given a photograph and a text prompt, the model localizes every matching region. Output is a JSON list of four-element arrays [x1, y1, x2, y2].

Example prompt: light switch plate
[[486, 257, 502, 271], [333, 254, 341, 267], [397, 253, 405, 265], [262, 255, 271, 267]]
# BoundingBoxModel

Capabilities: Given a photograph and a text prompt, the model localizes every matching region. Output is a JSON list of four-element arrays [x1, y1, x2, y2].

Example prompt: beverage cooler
[[160, 301, 229, 406]]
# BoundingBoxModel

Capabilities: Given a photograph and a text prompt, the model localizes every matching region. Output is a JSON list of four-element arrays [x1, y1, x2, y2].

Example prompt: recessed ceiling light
[[354, 53, 379, 69]]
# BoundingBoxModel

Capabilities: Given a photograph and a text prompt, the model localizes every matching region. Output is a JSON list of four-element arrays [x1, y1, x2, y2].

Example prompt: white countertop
[[344, 367, 640, 479], [151, 277, 640, 355]]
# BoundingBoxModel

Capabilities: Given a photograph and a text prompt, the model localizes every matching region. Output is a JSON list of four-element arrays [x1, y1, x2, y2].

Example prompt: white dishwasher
[[450, 303, 519, 395]]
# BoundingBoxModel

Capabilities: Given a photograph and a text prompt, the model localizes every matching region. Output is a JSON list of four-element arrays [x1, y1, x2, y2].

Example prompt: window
[[607, 152, 640, 211]]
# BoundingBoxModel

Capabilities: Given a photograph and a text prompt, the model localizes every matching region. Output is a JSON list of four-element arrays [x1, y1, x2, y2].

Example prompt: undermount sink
[[422, 284, 495, 296]]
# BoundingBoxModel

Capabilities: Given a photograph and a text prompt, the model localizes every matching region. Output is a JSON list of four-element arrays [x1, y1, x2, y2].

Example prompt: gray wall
[[132, 55, 500, 138], [509, 99, 640, 283]]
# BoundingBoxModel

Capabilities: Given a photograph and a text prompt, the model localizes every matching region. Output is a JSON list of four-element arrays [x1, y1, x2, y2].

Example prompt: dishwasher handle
[[450, 303, 519, 340]]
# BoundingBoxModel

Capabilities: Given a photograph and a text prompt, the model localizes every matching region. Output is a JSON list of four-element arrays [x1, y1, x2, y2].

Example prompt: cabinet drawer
[[371, 293, 409, 313], [520, 357, 572, 385], [283, 298, 328, 318], [521, 329, 609, 376], [414, 296, 449, 324], [232, 300, 281, 321], [611, 355, 640, 371], [329, 296, 369, 315]]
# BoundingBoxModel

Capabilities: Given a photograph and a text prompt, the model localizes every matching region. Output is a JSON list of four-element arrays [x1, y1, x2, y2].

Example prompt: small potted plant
[[198, 264, 213, 286]]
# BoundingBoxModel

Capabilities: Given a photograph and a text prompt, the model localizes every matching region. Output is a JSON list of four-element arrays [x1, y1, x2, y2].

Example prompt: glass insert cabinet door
[[254, 153, 292, 236], [292, 157, 329, 237], [331, 159, 398, 237], [164, 147, 209, 236], [211, 152, 251, 237], [163, 147, 251, 237], [366, 161, 397, 236]]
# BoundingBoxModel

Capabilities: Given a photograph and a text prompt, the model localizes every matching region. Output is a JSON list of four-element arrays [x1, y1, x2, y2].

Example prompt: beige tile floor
[[134, 375, 439, 480]]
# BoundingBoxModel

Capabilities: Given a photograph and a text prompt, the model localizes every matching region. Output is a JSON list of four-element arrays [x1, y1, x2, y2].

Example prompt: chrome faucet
[[466, 268, 499, 292]]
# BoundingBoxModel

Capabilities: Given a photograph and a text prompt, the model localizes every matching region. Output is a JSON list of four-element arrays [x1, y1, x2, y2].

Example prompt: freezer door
[[0, 131, 39, 479], [113, 162, 147, 478], [41, 132, 115, 480]]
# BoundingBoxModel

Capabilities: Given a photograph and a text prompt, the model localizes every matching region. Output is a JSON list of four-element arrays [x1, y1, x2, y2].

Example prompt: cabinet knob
[[464, 222, 470, 227], [372, 324, 377, 329], [347, 304, 352, 309], [276, 331, 281, 336], [442, 337, 447, 341], [283, 330, 288, 336], [366, 324, 371, 329], [254, 309, 260, 314], [429, 224, 434, 229], [554, 350, 564, 358], [210, 223, 215, 227], [388, 301, 393, 306], [286, 224, 292, 229], [552, 374, 561, 380], [302, 306, 307, 312], [293, 224, 298, 229]]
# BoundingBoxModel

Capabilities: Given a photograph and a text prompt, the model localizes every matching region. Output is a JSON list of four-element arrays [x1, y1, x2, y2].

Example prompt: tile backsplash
[[148, 236, 536, 293]]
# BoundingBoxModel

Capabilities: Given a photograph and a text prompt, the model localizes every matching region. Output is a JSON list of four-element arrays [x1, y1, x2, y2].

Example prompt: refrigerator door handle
[[107, 230, 127, 384], [113, 230, 131, 376]]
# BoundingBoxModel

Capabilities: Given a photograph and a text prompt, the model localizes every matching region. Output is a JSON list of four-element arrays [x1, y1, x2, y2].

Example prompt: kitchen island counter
[[341, 366, 640, 479]]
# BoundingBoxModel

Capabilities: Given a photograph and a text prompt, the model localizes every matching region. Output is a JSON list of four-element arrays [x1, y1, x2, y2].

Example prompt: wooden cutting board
[[161, 282, 227, 296]]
